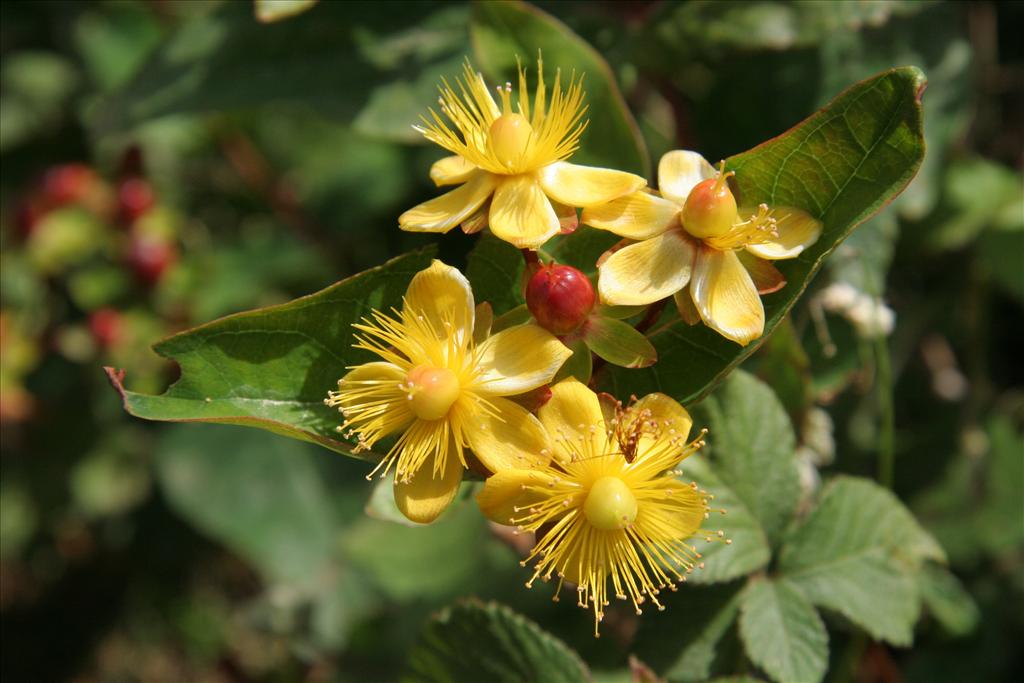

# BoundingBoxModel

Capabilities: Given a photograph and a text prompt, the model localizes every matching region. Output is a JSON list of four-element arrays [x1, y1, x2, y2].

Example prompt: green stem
[[875, 333, 895, 488]]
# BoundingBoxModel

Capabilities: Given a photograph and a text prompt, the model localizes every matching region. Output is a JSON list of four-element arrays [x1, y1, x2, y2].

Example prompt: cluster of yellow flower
[[327, 59, 820, 634]]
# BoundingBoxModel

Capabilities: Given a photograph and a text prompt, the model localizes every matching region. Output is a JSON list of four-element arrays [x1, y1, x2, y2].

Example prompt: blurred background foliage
[[0, 1, 1021, 682]]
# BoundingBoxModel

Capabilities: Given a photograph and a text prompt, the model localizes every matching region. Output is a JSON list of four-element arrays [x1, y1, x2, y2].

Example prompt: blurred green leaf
[[156, 423, 338, 584], [108, 249, 435, 458], [928, 157, 1023, 251], [255, 0, 320, 24], [601, 67, 926, 405], [89, 1, 469, 142], [0, 51, 79, 150], [699, 371, 801, 546], [918, 564, 979, 637], [738, 578, 828, 683], [652, 1, 926, 55], [632, 583, 744, 680], [778, 476, 944, 645], [74, 3, 164, 91], [405, 600, 589, 683], [470, 0, 649, 175]]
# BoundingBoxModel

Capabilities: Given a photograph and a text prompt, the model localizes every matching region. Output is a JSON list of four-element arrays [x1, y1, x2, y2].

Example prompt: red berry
[[526, 263, 596, 335], [117, 178, 156, 226], [42, 164, 99, 206], [89, 308, 123, 348], [128, 235, 177, 285]]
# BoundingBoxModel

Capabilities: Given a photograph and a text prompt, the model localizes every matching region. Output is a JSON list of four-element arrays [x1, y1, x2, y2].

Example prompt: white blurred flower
[[818, 282, 896, 338]]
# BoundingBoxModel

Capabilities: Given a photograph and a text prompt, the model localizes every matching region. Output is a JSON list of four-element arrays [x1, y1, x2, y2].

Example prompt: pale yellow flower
[[326, 260, 572, 524], [399, 59, 646, 249], [584, 151, 822, 345], [477, 378, 720, 635]]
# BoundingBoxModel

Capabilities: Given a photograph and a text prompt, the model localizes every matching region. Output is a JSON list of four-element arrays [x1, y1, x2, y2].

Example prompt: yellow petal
[[393, 444, 464, 524], [399, 171, 496, 233], [461, 396, 551, 472], [488, 175, 560, 248], [538, 378, 608, 465], [597, 230, 696, 306], [539, 161, 646, 208], [581, 190, 681, 240], [744, 206, 822, 259], [404, 260, 475, 341], [658, 150, 716, 205], [691, 247, 764, 346], [629, 392, 693, 458], [476, 468, 557, 525], [430, 155, 478, 187], [636, 480, 705, 540], [473, 324, 572, 396]]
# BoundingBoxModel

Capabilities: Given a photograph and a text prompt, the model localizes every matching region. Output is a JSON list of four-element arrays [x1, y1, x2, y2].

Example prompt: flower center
[[583, 476, 638, 531], [681, 167, 738, 239], [405, 365, 460, 420], [489, 113, 533, 168]]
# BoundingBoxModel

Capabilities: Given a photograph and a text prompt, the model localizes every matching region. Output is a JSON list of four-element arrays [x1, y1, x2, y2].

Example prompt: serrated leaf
[[584, 316, 657, 368], [738, 579, 828, 683], [470, 0, 648, 175], [600, 67, 926, 405], [779, 476, 944, 645], [698, 371, 801, 546], [918, 564, 979, 637], [405, 600, 589, 683], [630, 583, 744, 680], [107, 249, 436, 459], [679, 457, 771, 585]]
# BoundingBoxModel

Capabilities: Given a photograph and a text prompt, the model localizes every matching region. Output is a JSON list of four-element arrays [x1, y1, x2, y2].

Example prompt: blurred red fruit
[[117, 178, 156, 226], [128, 235, 177, 285], [526, 263, 596, 335], [89, 308, 123, 348], [43, 164, 99, 206]]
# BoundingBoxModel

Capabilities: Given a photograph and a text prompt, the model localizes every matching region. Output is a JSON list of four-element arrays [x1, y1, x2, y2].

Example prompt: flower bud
[[526, 263, 595, 335], [681, 175, 738, 239]]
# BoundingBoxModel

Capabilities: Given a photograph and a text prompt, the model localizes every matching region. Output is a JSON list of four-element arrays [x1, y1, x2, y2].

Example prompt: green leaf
[[89, 2, 468, 141], [778, 476, 944, 645], [469, 0, 649, 175], [405, 600, 589, 683], [155, 423, 374, 648], [698, 371, 801, 546], [584, 315, 657, 368], [255, 0, 319, 24], [632, 583, 744, 680], [918, 564, 979, 637], [107, 248, 436, 459], [680, 457, 771, 585], [156, 423, 338, 585], [555, 338, 593, 384], [738, 579, 828, 683], [466, 234, 525, 314], [600, 67, 926, 405]]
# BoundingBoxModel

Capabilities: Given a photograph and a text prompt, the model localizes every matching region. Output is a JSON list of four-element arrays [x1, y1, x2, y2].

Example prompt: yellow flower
[[584, 150, 822, 346], [326, 260, 572, 524], [476, 378, 721, 635], [399, 59, 646, 249]]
